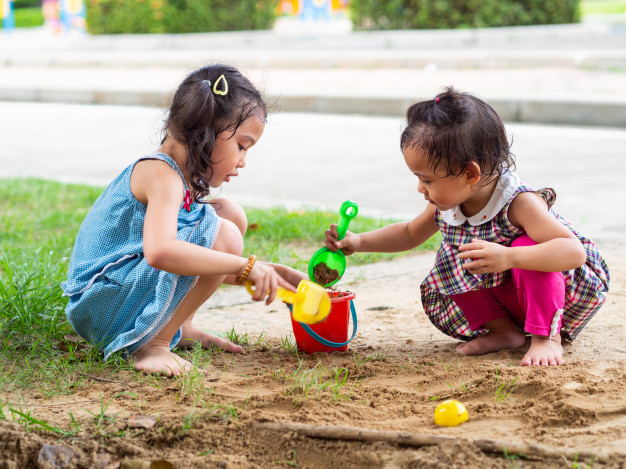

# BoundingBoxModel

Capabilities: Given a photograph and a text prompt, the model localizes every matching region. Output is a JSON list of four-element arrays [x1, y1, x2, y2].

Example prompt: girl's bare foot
[[456, 319, 526, 356], [178, 325, 243, 353], [520, 335, 563, 367], [133, 342, 195, 376]]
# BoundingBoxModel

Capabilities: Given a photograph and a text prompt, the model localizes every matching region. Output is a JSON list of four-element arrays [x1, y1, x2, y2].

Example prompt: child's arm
[[268, 263, 308, 287], [133, 160, 294, 303], [459, 192, 586, 274], [325, 204, 439, 254]]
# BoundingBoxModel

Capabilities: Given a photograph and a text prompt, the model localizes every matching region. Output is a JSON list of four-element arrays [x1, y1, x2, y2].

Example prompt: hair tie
[[212, 74, 228, 96], [203, 79, 211, 87], [435, 97, 440, 103]]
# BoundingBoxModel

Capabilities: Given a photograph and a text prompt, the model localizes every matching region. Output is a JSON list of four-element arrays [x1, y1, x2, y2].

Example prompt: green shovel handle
[[336, 200, 359, 240]]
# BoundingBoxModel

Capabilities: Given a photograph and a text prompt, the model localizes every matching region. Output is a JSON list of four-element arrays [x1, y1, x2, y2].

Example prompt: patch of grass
[[85, 393, 129, 439], [0, 247, 72, 349], [503, 450, 524, 469], [273, 357, 352, 402], [0, 177, 438, 402], [274, 449, 299, 467], [280, 335, 299, 355], [571, 454, 595, 468], [493, 366, 519, 403], [207, 402, 239, 424], [0, 178, 103, 259], [1, 177, 438, 274], [173, 364, 215, 407], [226, 327, 251, 347], [254, 331, 270, 349], [244, 205, 440, 271], [14, 7, 45, 27], [8, 406, 81, 438], [581, 0, 626, 15], [352, 351, 374, 370]]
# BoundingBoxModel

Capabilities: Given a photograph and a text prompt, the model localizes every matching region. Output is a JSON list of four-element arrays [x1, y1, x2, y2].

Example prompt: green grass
[[14, 7, 45, 27], [1, 178, 103, 259], [0, 177, 438, 395], [581, 0, 626, 15], [244, 205, 440, 271]]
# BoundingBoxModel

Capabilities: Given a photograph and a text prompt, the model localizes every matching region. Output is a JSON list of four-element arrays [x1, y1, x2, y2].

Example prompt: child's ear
[[465, 162, 481, 186]]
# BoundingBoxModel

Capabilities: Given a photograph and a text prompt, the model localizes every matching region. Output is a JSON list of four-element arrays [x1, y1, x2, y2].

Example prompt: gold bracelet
[[236, 255, 256, 284]]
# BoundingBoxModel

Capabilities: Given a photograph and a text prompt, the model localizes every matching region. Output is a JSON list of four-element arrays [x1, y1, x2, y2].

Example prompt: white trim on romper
[[549, 309, 563, 341]]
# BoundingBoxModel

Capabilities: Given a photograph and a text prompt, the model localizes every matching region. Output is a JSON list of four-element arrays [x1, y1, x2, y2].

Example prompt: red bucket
[[290, 290, 355, 354]]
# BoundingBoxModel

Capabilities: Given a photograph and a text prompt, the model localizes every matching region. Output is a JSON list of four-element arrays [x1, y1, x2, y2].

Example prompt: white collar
[[440, 171, 521, 226]]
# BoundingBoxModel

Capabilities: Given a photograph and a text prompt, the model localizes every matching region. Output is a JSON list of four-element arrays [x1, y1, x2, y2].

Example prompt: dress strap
[[513, 182, 557, 210], [137, 152, 189, 193], [537, 187, 556, 209]]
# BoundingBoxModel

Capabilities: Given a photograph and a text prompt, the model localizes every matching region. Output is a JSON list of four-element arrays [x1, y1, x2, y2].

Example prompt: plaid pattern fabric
[[421, 181, 610, 341]]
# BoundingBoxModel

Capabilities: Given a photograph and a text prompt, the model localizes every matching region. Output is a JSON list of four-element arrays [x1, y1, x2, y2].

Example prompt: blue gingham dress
[[421, 172, 610, 342], [61, 153, 222, 359]]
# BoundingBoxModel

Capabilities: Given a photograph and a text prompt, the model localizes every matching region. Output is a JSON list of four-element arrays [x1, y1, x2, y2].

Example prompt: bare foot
[[133, 343, 195, 376], [520, 335, 563, 367], [456, 328, 526, 356], [178, 325, 243, 353]]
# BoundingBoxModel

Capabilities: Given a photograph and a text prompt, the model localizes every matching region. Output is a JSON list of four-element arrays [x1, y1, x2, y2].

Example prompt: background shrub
[[13, 8, 45, 27], [14, 0, 42, 8], [350, 0, 580, 30], [12, 0, 44, 28], [86, 0, 277, 34]]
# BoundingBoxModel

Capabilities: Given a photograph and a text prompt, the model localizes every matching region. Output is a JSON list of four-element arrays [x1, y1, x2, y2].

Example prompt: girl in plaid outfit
[[62, 65, 304, 375], [325, 87, 609, 367]]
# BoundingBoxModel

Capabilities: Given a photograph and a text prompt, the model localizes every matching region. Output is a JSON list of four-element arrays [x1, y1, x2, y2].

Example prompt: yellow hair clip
[[212, 74, 228, 96]]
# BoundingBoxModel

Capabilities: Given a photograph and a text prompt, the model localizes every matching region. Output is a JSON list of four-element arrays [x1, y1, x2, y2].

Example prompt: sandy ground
[[1, 240, 625, 468]]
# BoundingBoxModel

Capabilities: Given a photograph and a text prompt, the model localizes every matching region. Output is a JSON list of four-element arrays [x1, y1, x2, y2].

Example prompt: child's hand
[[246, 261, 296, 305], [458, 239, 512, 274], [270, 264, 307, 289], [324, 224, 360, 256]]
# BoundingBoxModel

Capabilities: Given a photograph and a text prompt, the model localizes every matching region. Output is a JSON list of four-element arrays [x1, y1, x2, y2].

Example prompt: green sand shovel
[[308, 200, 359, 288]]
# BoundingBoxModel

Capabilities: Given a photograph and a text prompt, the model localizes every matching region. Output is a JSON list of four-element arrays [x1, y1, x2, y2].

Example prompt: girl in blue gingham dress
[[62, 65, 304, 375], [324, 87, 609, 367]]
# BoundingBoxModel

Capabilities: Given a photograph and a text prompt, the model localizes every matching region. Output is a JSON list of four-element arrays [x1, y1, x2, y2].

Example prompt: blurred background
[[1, 0, 624, 35], [1, 0, 625, 239]]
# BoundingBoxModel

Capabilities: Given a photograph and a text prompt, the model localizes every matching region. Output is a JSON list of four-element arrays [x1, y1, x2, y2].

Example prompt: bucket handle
[[289, 300, 358, 348]]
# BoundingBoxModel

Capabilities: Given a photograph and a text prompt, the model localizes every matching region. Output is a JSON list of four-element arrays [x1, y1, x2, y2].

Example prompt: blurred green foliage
[[350, 0, 580, 30], [14, 7, 44, 27], [85, 0, 278, 34], [14, 0, 42, 8]]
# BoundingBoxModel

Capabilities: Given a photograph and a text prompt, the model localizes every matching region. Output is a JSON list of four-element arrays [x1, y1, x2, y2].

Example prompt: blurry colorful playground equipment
[[0, 0, 15, 31], [277, 0, 349, 20], [48, 0, 85, 33], [1, 0, 85, 33]]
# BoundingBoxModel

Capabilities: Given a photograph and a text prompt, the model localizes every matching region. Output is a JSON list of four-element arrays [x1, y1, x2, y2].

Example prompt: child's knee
[[213, 198, 247, 236], [214, 218, 244, 256]]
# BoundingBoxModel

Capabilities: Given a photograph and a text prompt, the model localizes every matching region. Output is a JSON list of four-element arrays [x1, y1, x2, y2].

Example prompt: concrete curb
[[1, 86, 624, 127], [2, 49, 626, 70], [279, 94, 626, 128], [3, 18, 625, 52]]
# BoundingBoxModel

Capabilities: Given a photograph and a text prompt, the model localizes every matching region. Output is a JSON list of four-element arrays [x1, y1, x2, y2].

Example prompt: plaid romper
[[420, 172, 610, 341]]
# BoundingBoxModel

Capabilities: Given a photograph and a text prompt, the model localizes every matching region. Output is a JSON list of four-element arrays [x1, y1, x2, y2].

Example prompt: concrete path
[[1, 101, 624, 242]]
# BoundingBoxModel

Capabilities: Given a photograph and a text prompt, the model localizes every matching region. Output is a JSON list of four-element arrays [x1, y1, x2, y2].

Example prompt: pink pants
[[451, 235, 565, 337]]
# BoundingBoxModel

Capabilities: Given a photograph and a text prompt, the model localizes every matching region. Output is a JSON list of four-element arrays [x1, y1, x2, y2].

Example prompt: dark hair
[[400, 87, 514, 184], [161, 64, 268, 201]]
